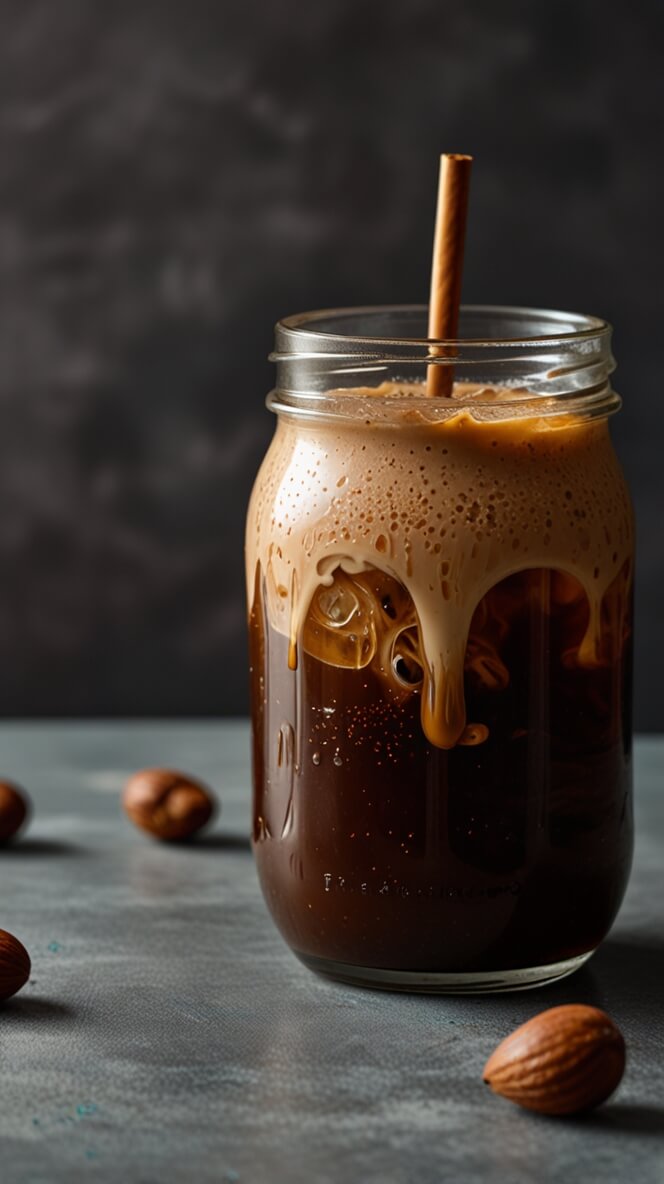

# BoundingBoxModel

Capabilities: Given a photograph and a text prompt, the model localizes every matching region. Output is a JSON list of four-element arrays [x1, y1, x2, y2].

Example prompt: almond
[[0, 929, 31, 1001], [483, 1004, 626, 1116]]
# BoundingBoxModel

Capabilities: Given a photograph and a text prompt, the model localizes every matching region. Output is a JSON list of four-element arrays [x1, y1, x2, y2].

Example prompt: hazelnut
[[123, 768, 216, 841], [483, 1004, 626, 1116], [0, 929, 31, 1000], [0, 780, 29, 843]]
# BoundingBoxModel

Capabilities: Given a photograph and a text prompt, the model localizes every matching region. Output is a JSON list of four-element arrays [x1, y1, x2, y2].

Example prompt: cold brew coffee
[[247, 322, 633, 991]]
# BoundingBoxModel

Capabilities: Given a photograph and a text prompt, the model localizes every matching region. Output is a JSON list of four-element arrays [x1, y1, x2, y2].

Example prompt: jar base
[[296, 949, 595, 994]]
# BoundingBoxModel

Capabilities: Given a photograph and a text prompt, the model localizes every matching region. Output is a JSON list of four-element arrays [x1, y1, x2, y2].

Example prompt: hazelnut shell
[[0, 929, 31, 1001], [0, 781, 29, 843], [123, 768, 216, 841]]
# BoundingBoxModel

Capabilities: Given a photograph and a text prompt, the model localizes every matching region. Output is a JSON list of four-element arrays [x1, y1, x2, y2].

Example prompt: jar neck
[[269, 305, 619, 423]]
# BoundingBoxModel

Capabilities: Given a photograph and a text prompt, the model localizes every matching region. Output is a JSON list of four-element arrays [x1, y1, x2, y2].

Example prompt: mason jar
[[246, 306, 634, 992]]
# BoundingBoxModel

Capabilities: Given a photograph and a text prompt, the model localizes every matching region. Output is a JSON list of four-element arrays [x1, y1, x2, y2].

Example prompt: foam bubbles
[[246, 381, 634, 748]]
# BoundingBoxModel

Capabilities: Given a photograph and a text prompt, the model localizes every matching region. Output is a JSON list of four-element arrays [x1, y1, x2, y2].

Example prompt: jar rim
[[274, 304, 610, 353], [269, 304, 618, 420]]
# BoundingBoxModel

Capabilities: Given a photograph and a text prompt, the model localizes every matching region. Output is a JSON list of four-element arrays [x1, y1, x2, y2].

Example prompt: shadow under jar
[[246, 306, 634, 992]]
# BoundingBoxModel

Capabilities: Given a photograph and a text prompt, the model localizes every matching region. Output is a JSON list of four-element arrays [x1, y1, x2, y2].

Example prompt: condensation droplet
[[276, 721, 294, 768], [312, 752, 321, 766], [255, 815, 271, 842]]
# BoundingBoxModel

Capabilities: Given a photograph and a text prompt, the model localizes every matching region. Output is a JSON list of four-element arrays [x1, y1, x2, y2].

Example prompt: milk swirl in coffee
[[247, 382, 632, 750], [247, 379, 633, 980]]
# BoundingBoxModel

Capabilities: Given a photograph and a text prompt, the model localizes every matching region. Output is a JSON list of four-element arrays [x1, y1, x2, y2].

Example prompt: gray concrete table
[[0, 723, 662, 1184]]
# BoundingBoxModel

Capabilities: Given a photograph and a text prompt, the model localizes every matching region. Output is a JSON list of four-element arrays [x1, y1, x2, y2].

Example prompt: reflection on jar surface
[[246, 307, 634, 992]]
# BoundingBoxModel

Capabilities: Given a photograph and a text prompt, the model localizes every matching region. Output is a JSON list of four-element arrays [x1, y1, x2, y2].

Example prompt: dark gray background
[[0, 0, 661, 724]]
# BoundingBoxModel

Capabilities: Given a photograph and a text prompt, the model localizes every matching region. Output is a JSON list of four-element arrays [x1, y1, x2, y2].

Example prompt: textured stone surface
[[0, 721, 662, 1183], [0, 1, 662, 724]]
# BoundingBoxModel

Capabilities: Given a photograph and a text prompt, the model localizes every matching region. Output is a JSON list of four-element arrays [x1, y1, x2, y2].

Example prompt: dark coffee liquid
[[250, 565, 632, 974]]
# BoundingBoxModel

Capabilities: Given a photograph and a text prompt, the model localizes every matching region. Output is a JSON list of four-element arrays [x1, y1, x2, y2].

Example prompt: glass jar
[[246, 306, 634, 992]]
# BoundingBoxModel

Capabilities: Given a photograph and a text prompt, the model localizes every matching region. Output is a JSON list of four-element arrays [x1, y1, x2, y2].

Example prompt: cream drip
[[246, 382, 633, 748]]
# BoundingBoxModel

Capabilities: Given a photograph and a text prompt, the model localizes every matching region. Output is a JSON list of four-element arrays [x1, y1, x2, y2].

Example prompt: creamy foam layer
[[246, 382, 633, 748]]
